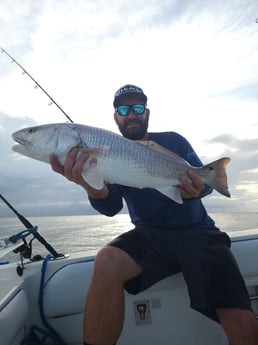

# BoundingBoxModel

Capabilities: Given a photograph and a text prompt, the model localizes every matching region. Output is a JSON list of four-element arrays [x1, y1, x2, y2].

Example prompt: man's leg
[[217, 308, 258, 345], [83, 246, 143, 345]]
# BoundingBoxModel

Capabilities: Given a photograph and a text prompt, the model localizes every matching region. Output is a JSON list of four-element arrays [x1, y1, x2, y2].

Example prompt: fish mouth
[[12, 136, 32, 150]]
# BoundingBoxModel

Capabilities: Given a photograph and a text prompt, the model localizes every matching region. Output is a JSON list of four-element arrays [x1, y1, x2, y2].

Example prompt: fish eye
[[28, 127, 36, 134]]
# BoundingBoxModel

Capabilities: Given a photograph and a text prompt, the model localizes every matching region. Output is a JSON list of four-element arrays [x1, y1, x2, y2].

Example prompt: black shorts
[[108, 226, 252, 322]]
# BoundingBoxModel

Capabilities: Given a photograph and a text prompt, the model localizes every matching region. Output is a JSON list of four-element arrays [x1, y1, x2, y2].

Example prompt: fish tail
[[202, 157, 231, 197]]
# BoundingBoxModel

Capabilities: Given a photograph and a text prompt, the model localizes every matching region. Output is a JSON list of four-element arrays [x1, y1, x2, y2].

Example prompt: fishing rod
[[0, 46, 74, 123], [0, 49, 70, 258], [0, 193, 61, 258]]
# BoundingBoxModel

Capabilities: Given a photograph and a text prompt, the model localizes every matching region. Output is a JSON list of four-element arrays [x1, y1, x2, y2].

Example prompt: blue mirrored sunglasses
[[116, 104, 146, 116]]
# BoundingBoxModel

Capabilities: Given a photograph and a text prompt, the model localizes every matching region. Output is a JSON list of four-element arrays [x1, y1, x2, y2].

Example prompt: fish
[[12, 123, 231, 204]]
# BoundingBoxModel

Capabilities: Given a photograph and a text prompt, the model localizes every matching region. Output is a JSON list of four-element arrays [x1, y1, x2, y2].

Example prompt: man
[[50, 84, 258, 345]]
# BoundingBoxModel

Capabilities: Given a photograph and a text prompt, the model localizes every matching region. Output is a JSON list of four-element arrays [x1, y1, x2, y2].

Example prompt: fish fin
[[202, 157, 231, 197], [156, 186, 183, 204], [81, 162, 104, 190], [79, 146, 108, 189], [136, 140, 189, 163], [79, 145, 109, 154]]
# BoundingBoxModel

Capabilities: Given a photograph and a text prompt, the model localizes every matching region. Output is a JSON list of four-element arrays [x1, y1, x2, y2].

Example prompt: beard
[[117, 117, 149, 140]]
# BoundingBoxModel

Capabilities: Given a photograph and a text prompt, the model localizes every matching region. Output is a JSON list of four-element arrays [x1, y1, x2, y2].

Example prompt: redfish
[[12, 123, 231, 204]]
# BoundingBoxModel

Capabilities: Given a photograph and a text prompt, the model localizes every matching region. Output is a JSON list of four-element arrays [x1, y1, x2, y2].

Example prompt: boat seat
[[42, 259, 228, 345], [41, 236, 258, 345], [43, 260, 94, 345], [0, 289, 29, 345]]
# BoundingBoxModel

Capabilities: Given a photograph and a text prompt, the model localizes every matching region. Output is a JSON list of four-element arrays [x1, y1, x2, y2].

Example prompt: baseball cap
[[113, 84, 147, 107]]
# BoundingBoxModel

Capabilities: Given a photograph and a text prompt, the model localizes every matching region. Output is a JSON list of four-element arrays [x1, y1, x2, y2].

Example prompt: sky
[[0, 0, 258, 218]]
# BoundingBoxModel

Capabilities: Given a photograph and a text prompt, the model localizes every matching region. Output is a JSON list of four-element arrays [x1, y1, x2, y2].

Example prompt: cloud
[[202, 134, 258, 210], [0, 0, 258, 215], [211, 82, 258, 101], [0, 0, 40, 57]]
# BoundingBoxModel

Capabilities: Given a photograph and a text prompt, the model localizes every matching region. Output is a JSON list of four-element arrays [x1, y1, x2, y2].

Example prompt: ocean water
[[1, 212, 258, 261]]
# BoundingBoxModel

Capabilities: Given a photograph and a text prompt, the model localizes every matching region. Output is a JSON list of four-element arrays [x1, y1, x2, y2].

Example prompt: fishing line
[[0, 46, 74, 123]]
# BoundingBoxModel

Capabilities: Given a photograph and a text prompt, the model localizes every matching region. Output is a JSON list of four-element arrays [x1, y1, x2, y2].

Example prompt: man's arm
[[49, 146, 208, 207]]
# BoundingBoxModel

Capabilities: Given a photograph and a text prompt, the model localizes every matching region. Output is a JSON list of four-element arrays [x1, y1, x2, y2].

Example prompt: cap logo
[[115, 85, 142, 97]]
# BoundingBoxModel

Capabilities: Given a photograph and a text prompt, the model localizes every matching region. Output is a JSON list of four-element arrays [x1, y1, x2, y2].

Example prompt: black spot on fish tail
[[202, 157, 231, 197]]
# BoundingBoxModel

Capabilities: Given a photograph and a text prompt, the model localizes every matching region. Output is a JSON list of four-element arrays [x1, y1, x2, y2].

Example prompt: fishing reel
[[5, 227, 42, 276], [13, 227, 66, 276], [0, 194, 66, 276]]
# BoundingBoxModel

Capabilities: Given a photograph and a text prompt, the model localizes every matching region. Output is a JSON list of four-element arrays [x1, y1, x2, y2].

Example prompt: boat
[[1, 204, 258, 345], [1, 47, 257, 345]]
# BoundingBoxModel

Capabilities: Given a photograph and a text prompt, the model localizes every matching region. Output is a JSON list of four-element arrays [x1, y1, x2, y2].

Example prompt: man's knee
[[93, 246, 142, 282], [235, 315, 257, 343], [217, 308, 257, 343]]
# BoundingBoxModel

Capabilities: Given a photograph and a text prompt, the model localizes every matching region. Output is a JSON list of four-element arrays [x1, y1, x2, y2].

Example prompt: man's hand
[[49, 148, 109, 199], [50, 148, 90, 185], [176, 170, 204, 199]]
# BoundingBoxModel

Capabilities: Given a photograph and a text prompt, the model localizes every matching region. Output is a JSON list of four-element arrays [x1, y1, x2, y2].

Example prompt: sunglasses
[[116, 104, 146, 116]]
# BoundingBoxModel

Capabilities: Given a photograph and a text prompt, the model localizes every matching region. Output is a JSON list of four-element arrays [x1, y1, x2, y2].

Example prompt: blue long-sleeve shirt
[[89, 132, 217, 230]]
